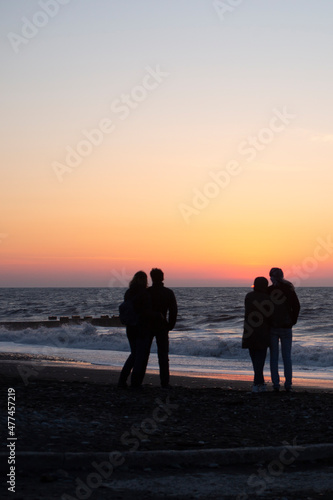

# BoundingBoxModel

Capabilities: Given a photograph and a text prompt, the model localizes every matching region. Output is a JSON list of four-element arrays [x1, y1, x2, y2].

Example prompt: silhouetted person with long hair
[[242, 277, 272, 393], [268, 267, 300, 392], [147, 268, 178, 388], [118, 271, 152, 389]]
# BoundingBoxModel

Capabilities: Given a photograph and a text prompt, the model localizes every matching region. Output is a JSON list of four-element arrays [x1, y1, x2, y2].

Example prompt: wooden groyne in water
[[0, 315, 123, 330]]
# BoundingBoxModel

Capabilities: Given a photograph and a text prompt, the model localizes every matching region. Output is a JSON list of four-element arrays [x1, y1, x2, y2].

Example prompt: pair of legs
[[249, 348, 267, 386], [270, 328, 292, 390], [149, 328, 170, 388], [118, 326, 151, 388]]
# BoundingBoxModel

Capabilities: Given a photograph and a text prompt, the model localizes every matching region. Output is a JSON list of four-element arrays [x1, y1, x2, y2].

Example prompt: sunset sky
[[1, 0, 333, 286]]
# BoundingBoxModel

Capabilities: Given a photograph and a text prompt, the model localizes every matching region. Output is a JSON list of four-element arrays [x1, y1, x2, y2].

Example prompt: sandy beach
[[1, 353, 332, 499], [1, 352, 332, 453]]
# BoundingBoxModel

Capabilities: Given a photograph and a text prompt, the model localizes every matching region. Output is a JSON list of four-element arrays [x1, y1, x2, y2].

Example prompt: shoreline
[[0, 352, 332, 391]]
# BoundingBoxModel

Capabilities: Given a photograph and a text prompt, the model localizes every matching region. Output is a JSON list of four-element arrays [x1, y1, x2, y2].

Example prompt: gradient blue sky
[[1, 1, 333, 286]]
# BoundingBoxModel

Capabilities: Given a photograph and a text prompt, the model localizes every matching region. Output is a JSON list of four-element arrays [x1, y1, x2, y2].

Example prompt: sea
[[0, 287, 332, 386]]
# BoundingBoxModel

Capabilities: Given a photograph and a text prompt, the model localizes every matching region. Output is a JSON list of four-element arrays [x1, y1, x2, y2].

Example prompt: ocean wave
[[0, 325, 127, 351], [0, 325, 332, 369]]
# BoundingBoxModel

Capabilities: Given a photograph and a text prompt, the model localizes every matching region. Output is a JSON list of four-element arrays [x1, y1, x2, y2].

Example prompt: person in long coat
[[118, 271, 153, 388], [242, 277, 272, 393]]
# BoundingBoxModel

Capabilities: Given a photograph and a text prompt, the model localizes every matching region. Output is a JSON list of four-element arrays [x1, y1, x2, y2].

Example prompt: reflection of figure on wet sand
[[268, 267, 300, 392], [118, 271, 152, 389], [242, 277, 271, 393]]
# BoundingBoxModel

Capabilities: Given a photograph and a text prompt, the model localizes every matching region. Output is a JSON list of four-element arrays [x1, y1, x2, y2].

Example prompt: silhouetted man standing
[[147, 268, 178, 388]]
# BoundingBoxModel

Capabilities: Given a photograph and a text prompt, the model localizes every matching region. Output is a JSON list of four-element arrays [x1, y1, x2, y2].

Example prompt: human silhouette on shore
[[242, 277, 272, 393], [268, 267, 300, 392], [118, 271, 153, 389], [147, 268, 178, 388]]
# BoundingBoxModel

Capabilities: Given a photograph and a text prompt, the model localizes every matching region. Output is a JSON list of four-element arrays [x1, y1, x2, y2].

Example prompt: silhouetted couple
[[118, 268, 178, 389], [242, 268, 300, 393]]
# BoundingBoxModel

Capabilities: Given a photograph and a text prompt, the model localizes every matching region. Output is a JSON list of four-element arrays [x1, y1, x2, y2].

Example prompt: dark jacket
[[268, 283, 300, 328], [242, 290, 272, 350], [124, 286, 152, 328], [147, 283, 178, 331]]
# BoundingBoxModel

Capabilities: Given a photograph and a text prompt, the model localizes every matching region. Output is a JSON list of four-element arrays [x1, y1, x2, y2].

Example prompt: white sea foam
[[0, 323, 332, 373]]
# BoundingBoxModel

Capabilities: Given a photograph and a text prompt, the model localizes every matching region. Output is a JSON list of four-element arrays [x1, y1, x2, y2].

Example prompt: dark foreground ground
[[2, 378, 333, 453], [0, 355, 332, 499]]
